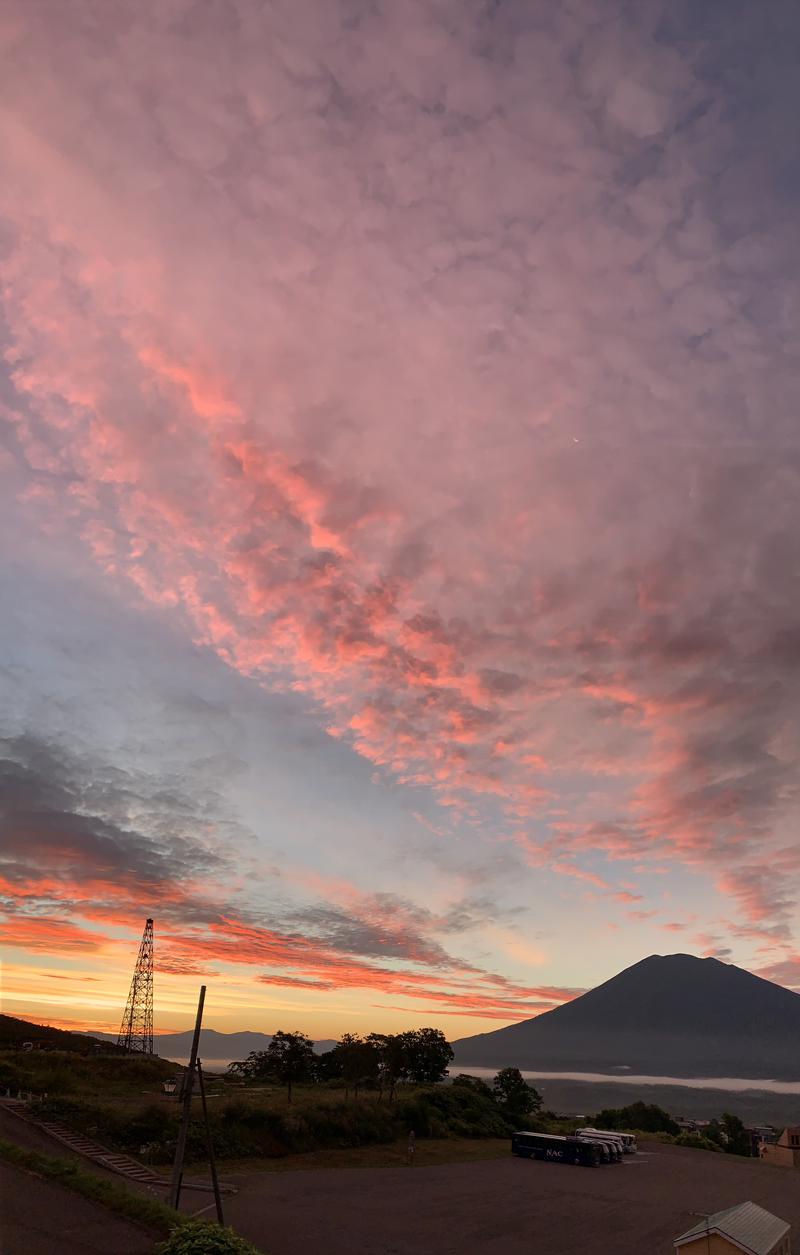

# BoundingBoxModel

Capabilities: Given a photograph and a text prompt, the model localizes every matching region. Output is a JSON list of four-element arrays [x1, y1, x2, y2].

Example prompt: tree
[[594, 1102, 679, 1135], [333, 1034, 380, 1099], [402, 1028, 454, 1084], [492, 1067, 542, 1118], [452, 1074, 494, 1101], [227, 1051, 270, 1081], [705, 1118, 723, 1146], [720, 1112, 752, 1157], [366, 1032, 409, 1101], [313, 1049, 342, 1083], [264, 1030, 316, 1103]]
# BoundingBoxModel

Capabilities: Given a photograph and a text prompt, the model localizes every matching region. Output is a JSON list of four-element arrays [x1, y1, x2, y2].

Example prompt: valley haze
[[90, 954, 800, 1096]]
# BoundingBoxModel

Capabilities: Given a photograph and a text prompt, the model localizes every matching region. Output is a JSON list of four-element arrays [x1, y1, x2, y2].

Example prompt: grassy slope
[[0, 1046, 177, 1102], [0, 1013, 124, 1054], [0, 1136, 180, 1235]]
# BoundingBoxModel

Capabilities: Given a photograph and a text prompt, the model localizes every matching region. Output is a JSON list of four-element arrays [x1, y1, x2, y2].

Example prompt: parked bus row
[[511, 1127, 636, 1168], [577, 1127, 637, 1155]]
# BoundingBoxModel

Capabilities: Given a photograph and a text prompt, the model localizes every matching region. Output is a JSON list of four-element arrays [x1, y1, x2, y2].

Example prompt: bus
[[574, 1133, 622, 1162], [511, 1131, 601, 1167], [577, 1127, 636, 1155]]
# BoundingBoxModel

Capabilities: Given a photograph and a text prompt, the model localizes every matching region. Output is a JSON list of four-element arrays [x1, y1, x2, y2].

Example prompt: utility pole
[[168, 985, 205, 1211], [197, 1058, 224, 1225], [117, 919, 154, 1054]]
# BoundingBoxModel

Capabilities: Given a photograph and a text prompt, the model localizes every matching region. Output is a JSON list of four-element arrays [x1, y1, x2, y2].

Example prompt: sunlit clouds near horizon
[[2, 0, 800, 1038]]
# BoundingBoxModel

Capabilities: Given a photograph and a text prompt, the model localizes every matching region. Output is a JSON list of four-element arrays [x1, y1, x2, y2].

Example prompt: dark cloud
[[0, 733, 230, 922], [286, 890, 512, 967]]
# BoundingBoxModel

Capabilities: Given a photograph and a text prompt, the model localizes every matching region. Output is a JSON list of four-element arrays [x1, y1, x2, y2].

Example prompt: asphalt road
[[0, 1160, 153, 1255], [220, 1142, 800, 1255]]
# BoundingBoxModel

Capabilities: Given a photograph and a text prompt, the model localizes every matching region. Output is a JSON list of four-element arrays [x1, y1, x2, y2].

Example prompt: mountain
[[452, 954, 800, 1081], [85, 1028, 337, 1059]]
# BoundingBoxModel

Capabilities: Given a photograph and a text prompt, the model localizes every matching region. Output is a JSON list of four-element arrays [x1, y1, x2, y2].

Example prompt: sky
[[2, 0, 800, 1042]]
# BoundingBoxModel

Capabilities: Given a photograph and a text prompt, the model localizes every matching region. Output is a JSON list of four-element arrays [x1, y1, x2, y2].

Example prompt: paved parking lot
[[221, 1142, 800, 1255]]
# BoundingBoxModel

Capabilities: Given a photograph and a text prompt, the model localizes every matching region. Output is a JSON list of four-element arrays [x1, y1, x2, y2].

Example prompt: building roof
[[675, 1201, 790, 1255]]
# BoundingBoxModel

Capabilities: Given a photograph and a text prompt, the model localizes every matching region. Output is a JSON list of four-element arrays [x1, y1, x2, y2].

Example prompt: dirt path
[[0, 1160, 153, 1255], [220, 1142, 800, 1255]]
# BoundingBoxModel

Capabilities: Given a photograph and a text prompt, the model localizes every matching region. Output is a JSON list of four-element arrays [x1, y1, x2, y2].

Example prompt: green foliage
[[401, 1028, 454, 1084], [332, 1034, 380, 1096], [313, 1049, 342, 1082], [675, 1132, 722, 1152], [355, 1028, 453, 1095], [365, 1032, 408, 1097], [594, 1102, 679, 1135], [51, 1080, 515, 1163], [452, 1074, 494, 1100], [720, 1111, 752, 1156], [230, 1031, 315, 1102], [398, 1082, 516, 1139], [492, 1068, 542, 1118], [0, 1048, 174, 1099], [157, 1219, 262, 1254]]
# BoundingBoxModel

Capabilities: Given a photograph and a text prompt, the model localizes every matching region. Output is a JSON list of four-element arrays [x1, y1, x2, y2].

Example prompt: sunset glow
[[2, 0, 799, 1041]]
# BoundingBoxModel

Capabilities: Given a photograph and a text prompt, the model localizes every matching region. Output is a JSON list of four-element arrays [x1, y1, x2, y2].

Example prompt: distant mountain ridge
[[453, 954, 800, 1081], [85, 1028, 337, 1059]]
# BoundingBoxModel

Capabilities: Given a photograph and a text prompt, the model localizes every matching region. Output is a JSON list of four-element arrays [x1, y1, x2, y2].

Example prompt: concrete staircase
[[1, 1097, 236, 1193], [1, 1097, 166, 1184]]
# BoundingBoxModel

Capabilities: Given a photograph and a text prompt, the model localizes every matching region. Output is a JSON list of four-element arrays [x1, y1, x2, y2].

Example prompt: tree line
[[595, 1101, 754, 1155], [229, 1028, 455, 1102], [228, 1029, 543, 1118]]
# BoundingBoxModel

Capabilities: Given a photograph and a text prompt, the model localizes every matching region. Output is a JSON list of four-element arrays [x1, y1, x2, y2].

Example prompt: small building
[[674, 1201, 791, 1255], [760, 1127, 800, 1169]]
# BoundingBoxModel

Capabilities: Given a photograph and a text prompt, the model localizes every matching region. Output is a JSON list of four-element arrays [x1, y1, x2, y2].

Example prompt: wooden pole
[[168, 985, 206, 1210], [197, 1058, 224, 1225]]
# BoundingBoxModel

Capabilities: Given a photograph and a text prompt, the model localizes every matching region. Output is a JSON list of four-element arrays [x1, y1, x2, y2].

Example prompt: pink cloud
[[1, 0, 799, 960]]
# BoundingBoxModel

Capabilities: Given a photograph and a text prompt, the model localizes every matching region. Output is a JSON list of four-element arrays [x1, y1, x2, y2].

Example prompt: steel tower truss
[[117, 917, 154, 1053]]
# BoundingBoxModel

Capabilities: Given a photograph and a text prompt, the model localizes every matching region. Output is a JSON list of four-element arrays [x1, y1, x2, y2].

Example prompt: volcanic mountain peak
[[452, 953, 800, 1080]]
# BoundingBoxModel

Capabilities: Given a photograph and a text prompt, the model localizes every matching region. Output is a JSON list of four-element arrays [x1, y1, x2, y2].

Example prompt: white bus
[[577, 1127, 636, 1154]]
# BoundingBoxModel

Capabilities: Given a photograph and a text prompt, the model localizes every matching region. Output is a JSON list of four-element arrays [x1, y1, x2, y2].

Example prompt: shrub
[[594, 1102, 679, 1135], [675, 1132, 722, 1152], [35, 1075, 516, 1167], [452, 1074, 494, 1100], [157, 1219, 262, 1254], [398, 1083, 515, 1139]]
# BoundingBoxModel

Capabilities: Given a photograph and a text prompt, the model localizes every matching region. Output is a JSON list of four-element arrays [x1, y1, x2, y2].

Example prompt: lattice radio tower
[[117, 917, 154, 1054]]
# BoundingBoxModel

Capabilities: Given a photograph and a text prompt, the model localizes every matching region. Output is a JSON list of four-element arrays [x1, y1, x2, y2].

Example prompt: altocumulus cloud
[[1, 0, 800, 963], [0, 735, 576, 1016]]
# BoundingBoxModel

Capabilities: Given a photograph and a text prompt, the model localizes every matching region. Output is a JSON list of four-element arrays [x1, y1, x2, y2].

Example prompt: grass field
[[3, 1051, 519, 1167]]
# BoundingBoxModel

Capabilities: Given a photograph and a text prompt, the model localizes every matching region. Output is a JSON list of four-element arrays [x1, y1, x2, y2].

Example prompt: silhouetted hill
[[0, 1014, 124, 1054], [86, 1027, 337, 1059], [453, 954, 800, 1080]]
